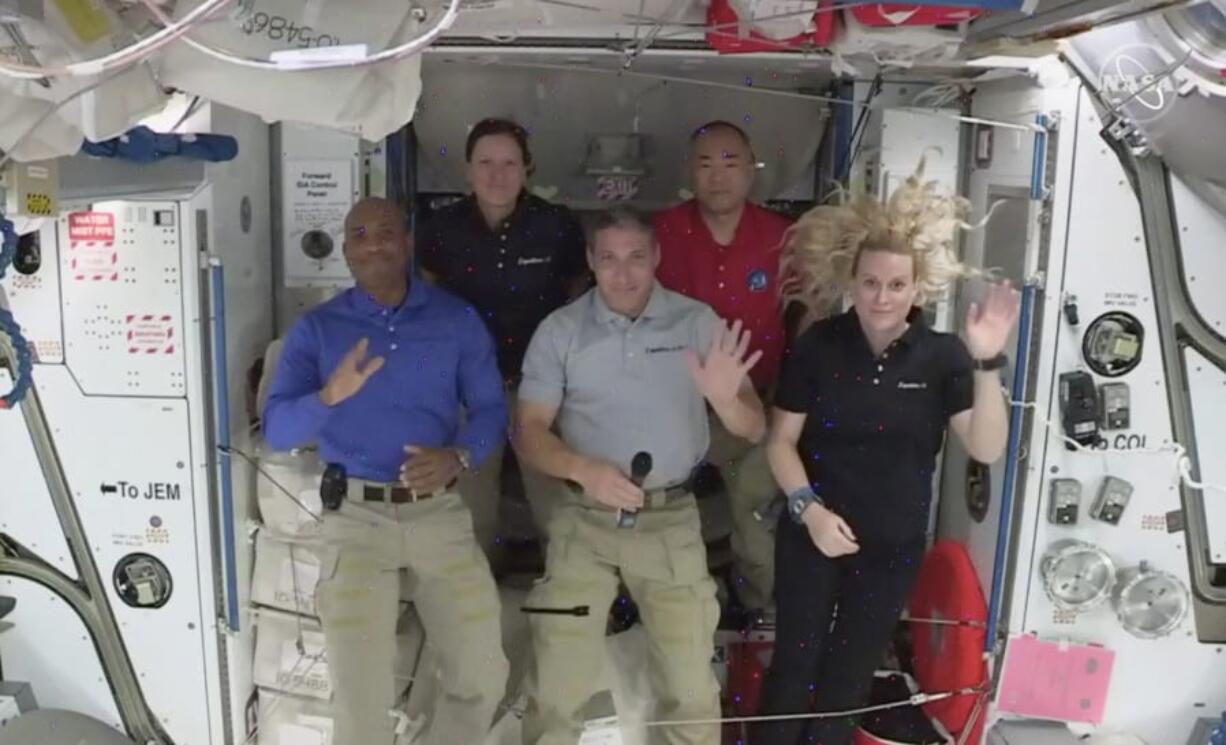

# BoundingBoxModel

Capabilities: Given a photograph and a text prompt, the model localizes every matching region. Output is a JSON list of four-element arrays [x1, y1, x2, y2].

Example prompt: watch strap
[[972, 352, 1008, 371], [787, 486, 824, 524]]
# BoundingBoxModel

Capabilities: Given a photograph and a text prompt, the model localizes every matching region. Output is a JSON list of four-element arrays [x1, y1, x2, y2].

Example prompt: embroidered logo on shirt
[[518, 256, 552, 266], [747, 268, 769, 292], [646, 345, 686, 354], [898, 381, 928, 390]]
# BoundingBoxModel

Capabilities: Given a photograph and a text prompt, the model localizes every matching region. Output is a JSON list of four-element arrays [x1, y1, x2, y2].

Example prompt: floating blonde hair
[[780, 155, 984, 324]]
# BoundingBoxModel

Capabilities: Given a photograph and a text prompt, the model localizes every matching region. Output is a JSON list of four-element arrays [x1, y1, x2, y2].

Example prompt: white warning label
[[126, 314, 175, 355], [283, 158, 354, 287], [68, 211, 118, 281]]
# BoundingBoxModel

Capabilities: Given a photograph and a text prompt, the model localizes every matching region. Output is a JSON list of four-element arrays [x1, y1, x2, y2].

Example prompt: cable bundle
[[0, 217, 33, 409]]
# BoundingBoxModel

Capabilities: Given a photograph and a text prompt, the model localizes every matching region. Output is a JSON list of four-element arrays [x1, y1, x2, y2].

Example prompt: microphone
[[618, 451, 653, 529]]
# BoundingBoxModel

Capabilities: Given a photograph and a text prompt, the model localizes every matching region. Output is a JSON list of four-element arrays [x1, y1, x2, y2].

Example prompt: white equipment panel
[[58, 201, 187, 397], [939, 76, 1226, 743], [1, 221, 64, 364], [1009, 92, 1207, 738], [2, 104, 273, 745], [0, 577, 124, 731], [0, 370, 75, 579], [23, 364, 216, 743]]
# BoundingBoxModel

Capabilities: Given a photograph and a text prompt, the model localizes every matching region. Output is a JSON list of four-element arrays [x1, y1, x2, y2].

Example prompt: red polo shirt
[[654, 200, 791, 390]]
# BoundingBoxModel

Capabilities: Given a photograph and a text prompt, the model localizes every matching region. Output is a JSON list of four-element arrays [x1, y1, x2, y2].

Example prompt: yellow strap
[[51, 0, 112, 45]]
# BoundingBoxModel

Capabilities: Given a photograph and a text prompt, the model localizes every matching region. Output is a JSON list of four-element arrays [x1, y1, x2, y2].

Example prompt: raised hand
[[686, 318, 764, 406], [320, 338, 384, 406], [965, 281, 1022, 360]]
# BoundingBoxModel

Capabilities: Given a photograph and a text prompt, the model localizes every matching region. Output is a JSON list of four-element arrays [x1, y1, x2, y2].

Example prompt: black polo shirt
[[417, 193, 588, 381], [774, 307, 975, 548]]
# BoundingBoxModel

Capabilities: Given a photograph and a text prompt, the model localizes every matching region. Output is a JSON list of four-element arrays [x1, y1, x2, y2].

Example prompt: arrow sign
[[101, 483, 117, 494]]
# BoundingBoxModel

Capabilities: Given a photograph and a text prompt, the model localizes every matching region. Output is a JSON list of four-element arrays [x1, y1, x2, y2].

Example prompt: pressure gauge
[[1040, 540, 1116, 612], [1114, 563, 1190, 639]]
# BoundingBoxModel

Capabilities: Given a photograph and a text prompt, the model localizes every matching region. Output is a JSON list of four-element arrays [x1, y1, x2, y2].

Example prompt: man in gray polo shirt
[[513, 209, 766, 745]]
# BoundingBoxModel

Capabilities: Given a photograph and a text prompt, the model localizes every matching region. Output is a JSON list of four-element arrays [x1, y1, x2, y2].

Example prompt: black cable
[[841, 74, 884, 183], [216, 444, 323, 523]]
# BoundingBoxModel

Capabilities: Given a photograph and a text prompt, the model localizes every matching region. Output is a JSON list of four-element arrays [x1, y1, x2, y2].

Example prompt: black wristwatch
[[972, 353, 1008, 372]]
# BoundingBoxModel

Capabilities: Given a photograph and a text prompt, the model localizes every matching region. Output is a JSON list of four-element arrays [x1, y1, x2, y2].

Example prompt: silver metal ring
[[1040, 539, 1117, 612], [1113, 562, 1190, 639]]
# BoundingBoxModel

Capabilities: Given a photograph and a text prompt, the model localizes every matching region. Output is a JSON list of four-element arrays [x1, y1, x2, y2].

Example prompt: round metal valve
[[1040, 540, 1117, 612], [1113, 562, 1190, 639]]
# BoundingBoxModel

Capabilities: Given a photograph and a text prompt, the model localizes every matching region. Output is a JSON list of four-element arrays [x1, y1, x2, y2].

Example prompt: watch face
[[791, 499, 805, 515]]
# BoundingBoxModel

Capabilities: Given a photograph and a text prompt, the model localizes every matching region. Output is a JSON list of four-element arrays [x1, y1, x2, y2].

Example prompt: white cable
[[643, 686, 983, 727], [0, 0, 232, 80], [137, 0, 461, 72], [1007, 391, 1226, 495]]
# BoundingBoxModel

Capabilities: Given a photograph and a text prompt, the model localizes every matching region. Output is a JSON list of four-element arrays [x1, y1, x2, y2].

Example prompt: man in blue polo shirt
[[262, 197, 509, 745]]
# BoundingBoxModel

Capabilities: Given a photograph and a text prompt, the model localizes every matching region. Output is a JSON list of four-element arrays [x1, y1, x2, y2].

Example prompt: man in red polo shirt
[[654, 120, 792, 612]]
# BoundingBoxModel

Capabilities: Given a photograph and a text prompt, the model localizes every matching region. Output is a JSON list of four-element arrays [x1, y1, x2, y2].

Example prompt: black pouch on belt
[[320, 463, 348, 511]]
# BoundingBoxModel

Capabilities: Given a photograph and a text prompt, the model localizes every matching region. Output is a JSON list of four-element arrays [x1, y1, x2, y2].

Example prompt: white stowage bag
[[155, 0, 427, 141], [257, 687, 336, 745], [253, 608, 423, 702], [0, 3, 167, 161], [726, 0, 816, 40], [253, 444, 326, 539], [830, 12, 963, 75], [251, 529, 324, 617]]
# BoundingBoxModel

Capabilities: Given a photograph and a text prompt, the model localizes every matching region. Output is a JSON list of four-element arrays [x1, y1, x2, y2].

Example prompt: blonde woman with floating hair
[[751, 167, 1021, 745]]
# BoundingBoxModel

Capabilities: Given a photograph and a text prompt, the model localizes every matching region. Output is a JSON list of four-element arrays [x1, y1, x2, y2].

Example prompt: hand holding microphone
[[618, 452, 653, 529]]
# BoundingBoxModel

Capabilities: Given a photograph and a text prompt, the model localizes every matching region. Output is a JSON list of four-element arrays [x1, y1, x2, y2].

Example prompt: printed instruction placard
[[282, 158, 354, 287]]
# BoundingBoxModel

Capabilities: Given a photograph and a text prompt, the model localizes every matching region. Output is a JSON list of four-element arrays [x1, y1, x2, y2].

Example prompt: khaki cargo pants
[[707, 411, 777, 610], [314, 492, 509, 745], [524, 492, 721, 745]]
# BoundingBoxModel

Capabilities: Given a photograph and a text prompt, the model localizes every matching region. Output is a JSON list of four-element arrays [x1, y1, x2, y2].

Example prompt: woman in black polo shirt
[[751, 171, 1020, 745], [417, 118, 590, 562]]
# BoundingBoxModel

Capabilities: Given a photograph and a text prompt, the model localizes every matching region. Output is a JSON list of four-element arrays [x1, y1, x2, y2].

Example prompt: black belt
[[564, 477, 694, 504]]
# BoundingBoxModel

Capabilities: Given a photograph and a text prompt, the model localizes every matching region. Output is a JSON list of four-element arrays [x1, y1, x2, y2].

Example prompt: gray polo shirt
[[519, 282, 719, 490]]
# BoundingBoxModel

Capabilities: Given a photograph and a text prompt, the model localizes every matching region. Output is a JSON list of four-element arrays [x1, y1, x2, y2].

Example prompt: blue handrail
[[210, 261, 240, 632]]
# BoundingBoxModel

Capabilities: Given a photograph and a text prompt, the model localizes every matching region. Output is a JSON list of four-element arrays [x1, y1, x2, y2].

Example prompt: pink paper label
[[997, 634, 1115, 724]]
